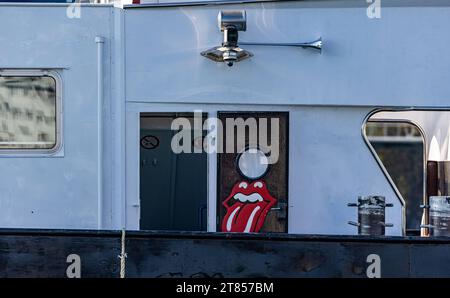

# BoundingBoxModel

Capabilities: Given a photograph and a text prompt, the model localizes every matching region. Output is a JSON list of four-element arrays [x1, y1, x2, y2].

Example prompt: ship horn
[[296, 37, 322, 52], [240, 37, 322, 53]]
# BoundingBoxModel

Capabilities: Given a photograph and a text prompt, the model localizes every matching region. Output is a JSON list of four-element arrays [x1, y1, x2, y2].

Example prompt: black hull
[[0, 229, 449, 278]]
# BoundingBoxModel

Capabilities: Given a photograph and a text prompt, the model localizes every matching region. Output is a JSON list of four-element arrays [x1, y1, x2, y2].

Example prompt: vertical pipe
[[438, 161, 450, 196], [96, 36, 105, 230], [425, 160, 438, 235], [427, 161, 439, 198], [169, 129, 178, 229], [207, 112, 218, 232]]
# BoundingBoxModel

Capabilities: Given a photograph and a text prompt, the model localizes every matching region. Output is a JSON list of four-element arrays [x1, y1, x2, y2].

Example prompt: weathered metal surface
[[0, 229, 450, 277], [0, 230, 121, 278], [409, 243, 450, 277], [124, 233, 411, 278]]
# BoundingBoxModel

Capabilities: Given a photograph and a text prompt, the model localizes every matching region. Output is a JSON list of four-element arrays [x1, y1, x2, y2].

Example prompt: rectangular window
[[0, 76, 57, 150]]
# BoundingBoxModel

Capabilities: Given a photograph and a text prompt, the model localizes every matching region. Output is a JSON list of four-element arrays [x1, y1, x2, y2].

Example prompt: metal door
[[140, 115, 207, 231], [217, 112, 288, 233]]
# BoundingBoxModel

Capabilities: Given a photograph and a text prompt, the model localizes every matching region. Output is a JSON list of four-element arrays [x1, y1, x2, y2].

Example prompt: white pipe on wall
[[96, 36, 105, 230]]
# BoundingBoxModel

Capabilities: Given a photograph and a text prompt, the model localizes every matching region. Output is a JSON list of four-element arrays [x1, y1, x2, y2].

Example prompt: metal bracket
[[348, 221, 360, 227], [380, 222, 394, 227]]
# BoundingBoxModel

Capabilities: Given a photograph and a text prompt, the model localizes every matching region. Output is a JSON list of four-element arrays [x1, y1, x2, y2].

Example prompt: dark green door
[[140, 122, 207, 231]]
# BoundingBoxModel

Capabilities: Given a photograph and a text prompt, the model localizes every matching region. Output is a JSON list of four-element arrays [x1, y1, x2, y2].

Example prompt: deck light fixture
[[201, 10, 253, 67]]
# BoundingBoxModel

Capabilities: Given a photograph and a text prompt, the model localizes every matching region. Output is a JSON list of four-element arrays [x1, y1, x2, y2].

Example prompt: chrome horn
[[240, 37, 322, 53], [201, 10, 323, 66]]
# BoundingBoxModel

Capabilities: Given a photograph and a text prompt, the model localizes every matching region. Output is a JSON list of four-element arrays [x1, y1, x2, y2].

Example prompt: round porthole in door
[[236, 147, 270, 180]]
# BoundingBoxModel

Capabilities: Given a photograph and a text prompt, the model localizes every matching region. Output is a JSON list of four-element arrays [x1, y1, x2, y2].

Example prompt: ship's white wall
[[0, 5, 115, 229], [124, 103, 403, 235], [125, 1, 450, 107], [290, 107, 402, 235], [121, 0, 450, 235], [0, 0, 446, 234]]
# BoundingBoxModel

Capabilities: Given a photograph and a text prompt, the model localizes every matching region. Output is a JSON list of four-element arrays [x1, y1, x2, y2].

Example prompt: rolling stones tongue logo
[[222, 181, 277, 233]]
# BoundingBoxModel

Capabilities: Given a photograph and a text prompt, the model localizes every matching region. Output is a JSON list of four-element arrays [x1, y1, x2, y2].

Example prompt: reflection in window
[[366, 121, 424, 234], [0, 76, 56, 149]]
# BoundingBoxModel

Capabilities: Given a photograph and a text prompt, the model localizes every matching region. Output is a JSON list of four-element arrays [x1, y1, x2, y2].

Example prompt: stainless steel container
[[348, 196, 393, 236], [422, 196, 450, 237]]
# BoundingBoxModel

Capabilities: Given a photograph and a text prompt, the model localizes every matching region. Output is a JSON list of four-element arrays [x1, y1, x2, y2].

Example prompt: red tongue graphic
[[221, 181, 277, 233], [224, 201, 268, 232]]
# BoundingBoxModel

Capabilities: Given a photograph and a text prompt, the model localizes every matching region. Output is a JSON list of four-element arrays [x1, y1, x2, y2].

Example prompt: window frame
[[0, 69, 62, 156], [362, 108, 428, 236], [365, 118, 426, 235]]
